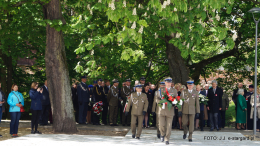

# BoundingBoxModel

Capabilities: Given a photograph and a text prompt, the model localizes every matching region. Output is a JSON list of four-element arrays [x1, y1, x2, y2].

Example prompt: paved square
[[0, 130, 260, 146]]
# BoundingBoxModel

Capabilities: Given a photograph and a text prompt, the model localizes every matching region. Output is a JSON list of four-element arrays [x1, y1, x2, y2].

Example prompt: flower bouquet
[[198, 94, 208, 105], [158, 88, 184, 110], [92, 101, 103, 115], [123, 95, 131, 113]]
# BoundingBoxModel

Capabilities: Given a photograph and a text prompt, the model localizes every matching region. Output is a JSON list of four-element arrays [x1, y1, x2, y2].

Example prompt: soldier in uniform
[[102, 80, 110, 125], [140, 77, 146, 88], [107, 79, 119, 126], [181, 79, 200, 142], [93, 79, 105, 125], [125, 84, 148, 139], [155, 77, 177, 145], [77, 75, 92, 125], [121, 78, 132, 126], [152, 81, 165, 139]]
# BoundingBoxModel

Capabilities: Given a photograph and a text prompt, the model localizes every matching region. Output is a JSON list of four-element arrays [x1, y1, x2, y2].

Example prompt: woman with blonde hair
[[250, 87, 260, 131]]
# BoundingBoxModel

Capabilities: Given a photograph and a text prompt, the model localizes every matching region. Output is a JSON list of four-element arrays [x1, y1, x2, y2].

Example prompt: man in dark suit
[[71, 83, 79, 123], [203, 84, 210, 127], [207, 80, 223, 131], [245, 85, 254, 130], [196, 85, 206, 131], [92, 79, 105, 125], [40, 80, 51, 125], [77, 75, 92, 125], [102, 80, 110, 125]]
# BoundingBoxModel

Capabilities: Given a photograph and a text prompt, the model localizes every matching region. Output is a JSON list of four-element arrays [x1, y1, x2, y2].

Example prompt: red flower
[[162, 97, 165, 99], [165, 102, 168, 105], [177, 96, 180, 101]]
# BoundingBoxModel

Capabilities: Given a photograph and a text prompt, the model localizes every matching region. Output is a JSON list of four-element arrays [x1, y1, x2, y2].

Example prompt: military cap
[[164, 77, 172, 83], [135, 83, 143, 88], [81, 75, 87, 79], [97, 78, 103, 82], [112, 79, 119, 83], [187, 79, 194, 85], [93, 80, 97, 84], [159, 81, 165, 85], [249, 85, 254, 88], [140, 76, 146, 81], [126, 78, 131, 82]]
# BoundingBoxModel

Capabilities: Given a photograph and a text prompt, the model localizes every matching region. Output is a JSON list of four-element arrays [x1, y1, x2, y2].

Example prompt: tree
[[44, 0, 77, 133]]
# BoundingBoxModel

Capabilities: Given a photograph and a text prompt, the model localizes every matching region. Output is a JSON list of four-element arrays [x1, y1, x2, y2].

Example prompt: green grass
[[225, 102, 236, 127]]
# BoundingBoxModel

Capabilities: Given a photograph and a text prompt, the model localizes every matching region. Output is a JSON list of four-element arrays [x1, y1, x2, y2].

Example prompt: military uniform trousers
[[109, 105, 118, 124], [182, 114, 195, 139], [159, 114, 174, 141], [131, 114, 144, 137], [122, 103, 131, 125], [156, 113, 160, 135]]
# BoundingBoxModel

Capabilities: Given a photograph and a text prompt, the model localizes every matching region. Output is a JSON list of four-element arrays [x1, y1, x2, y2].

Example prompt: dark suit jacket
[[77, 82, 91, 103], [93, 85, 105, 102], [142, 89, 154, 113], [198, 90, 206, 111], [0, 89, 6, 111], [41, 86, 50, 105], [207, 86, 223, 113]]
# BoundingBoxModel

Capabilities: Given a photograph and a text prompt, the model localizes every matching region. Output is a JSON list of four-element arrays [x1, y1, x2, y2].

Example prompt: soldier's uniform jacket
[[93, 85, 105, 102], [181, 89, 200, 114], [155, 87, 178, 117], [107, 85, 119, 106], [126, 92, 148, 115], [152, 90, 160, 114], [121, 86, 132, 105]]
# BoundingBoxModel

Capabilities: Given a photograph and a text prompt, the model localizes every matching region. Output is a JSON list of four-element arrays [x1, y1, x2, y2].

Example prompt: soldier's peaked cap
[[81, 75, 87, 79], [164, 77, 172, 82], [112, 79, 119, 83], [187, 79, 194, 85], [160, 81, 165, 85], [140, 76, 146, 81], [135, 83, 142, 88], [126, 78, 131, 82]]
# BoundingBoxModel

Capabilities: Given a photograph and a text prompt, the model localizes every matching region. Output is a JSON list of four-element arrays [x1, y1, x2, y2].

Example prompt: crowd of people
[[0, 76, 259, 144]]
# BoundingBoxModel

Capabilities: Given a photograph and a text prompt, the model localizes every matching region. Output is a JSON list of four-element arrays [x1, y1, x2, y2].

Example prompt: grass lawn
[[225, 102, 236, 127]]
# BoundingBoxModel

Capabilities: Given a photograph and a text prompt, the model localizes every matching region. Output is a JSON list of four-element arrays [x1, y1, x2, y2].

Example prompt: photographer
[[29, 82, 43, 134]]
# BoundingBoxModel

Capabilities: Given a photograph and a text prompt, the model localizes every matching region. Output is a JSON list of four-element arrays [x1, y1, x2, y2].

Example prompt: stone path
[[0, 130, 260, 146]]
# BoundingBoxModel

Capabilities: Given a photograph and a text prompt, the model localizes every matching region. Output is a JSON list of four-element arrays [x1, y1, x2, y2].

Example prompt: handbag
[[12, 91, 25, 112]]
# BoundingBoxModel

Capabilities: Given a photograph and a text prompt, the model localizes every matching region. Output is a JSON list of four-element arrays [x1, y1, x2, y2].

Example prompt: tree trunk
[[6, 55, 13, 94], [165, 36, 190, 85], [45, 0, 77, 133], [0, 50, 7, 95]]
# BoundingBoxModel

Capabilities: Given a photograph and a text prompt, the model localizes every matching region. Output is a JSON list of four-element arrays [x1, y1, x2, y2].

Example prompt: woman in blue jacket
[[29, 82, 43, 134], [7, 84, 24, 137]]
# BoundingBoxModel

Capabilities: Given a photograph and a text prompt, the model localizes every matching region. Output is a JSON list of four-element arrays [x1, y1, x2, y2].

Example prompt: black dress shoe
[[136, 137, 140, 139], [189, 139, 192, 142], [31, 130, 35, 134], [110, 124, 114, 126], [161, 136, 164, 142], [210, 129, 213, 131], [122, 124, 125, 126], [183, 134, 187, 139], [132, 135, 135, 138], [201, 129, 204, 131], [166, 141, 169, 145], [114, 124, 119, 126], [35, 131, 42, 134], [0, 134, 2, 138], [157, 134, 160, 139], [217, 128, 219, 131]]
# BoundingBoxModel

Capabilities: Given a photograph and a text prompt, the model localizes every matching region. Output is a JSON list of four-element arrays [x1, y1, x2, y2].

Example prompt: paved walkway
[[0, 130, 260, 146]]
